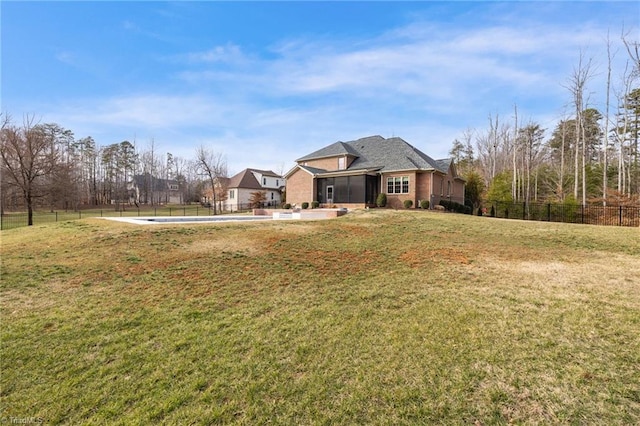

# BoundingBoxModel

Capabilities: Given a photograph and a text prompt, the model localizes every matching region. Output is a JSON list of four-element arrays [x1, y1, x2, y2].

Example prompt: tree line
[[2, 29, 638, 225], [1, 114, 228, 225], [451, 31, 639, 210]]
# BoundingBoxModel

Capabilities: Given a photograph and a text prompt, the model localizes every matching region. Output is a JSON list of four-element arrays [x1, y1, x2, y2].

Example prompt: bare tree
[[621, 27, 640, 80], [603, 32, 614, 205], [195, 145, 227, 215], [564, 52, 594, 205], [0, 115, 59, 225]]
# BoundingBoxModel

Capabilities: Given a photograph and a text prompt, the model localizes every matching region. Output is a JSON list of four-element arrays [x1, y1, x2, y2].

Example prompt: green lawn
[[1, 210, 639, 424]]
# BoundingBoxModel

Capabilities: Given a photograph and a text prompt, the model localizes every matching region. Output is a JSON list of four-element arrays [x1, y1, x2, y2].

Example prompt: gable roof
[[297, 135, 453, 174], [296, 141, 361, 161], [226, 168, 283, 190], [227, 169, 262, 190], [249, 168, 280, 177]]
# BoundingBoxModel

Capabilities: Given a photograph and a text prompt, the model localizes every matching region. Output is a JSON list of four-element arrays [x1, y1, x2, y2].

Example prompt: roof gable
[[296, 140, 361, 162], [227, 169, 262, 190], [248, 168, 280, 177], [345, 136, 442, 172], [434, 158, 453, 174]]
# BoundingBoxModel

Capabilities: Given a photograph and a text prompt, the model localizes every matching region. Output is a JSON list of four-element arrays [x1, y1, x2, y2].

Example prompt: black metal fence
[[488, 201, 640, 227], [0, 203, 279, 230]]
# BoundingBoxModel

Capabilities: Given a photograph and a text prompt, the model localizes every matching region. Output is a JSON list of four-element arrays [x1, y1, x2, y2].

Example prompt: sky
[[2, 1, 638, 176]]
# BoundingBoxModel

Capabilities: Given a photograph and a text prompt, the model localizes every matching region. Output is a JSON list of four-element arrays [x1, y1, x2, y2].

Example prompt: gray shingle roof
[[434, 158, 453, 174], [294, 135, 456, 176], [343, 136, 447, 173], [298, 165, 328, 175], [296, 141, 361, 161]]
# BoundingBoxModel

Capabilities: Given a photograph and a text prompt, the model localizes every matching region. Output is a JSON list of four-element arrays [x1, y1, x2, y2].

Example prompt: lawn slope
[[1, 211, 639, 424]]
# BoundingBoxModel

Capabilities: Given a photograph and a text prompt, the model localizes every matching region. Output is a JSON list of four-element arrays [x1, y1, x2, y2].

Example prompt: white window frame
[[386, 176, 410, 194]]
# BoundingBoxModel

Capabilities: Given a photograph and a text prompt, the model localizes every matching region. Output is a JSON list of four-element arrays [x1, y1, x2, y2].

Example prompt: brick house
[[285, 135, 465, 209]]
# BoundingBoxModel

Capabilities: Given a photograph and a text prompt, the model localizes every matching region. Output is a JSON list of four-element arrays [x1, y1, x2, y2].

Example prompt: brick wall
[[285, 168, 315, 206], [381, 171, 417, 208], [302, 157, 340, 171], [415, 172, 433, 205]]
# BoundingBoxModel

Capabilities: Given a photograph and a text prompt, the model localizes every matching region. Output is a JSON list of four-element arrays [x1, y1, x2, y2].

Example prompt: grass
[[0, 204, 251, 230], [1, 210, 639, 424]]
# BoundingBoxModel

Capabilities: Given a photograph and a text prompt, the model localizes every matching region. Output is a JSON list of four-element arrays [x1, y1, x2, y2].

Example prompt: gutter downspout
[[430, 171, 435, 210]]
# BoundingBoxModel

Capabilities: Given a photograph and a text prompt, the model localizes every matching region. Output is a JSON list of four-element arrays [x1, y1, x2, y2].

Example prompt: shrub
[[376, 193, 387, 207], [283, 203, 291, 209], [311, 201, 319, 209], [403, 199, 413, 209], [420, 200, 429, 209], [301, 202, 309, 209]]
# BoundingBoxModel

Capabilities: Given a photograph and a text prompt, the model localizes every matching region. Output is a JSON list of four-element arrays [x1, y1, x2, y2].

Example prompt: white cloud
[[184, 43, 246, 64], [39, 11, 636, 175]]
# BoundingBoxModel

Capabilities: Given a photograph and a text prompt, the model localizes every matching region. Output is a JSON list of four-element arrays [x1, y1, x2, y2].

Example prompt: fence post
[[619, 206, 623, 226]]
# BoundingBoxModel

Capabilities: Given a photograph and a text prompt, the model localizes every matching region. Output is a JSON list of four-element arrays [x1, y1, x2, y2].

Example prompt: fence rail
[[488, 201, 640, 227], [0, 203, 278, 230]]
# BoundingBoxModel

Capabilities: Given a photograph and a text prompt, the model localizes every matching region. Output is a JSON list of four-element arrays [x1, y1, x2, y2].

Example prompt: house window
[[263, 178, 267, 185], [338, 157, 346, 170], [229, 189, 235, 199], [447, 181, 451, 196], [386, 176, 409, 194], [276, 179, 279, 187], [271, 192, 274, 200]]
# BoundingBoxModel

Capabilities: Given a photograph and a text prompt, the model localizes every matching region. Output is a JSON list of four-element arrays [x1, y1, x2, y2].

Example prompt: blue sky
[[2, 1, 638, 176]]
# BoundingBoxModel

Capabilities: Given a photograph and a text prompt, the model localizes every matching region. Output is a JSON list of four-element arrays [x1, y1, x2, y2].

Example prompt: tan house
[[285, 135, 465, 209]]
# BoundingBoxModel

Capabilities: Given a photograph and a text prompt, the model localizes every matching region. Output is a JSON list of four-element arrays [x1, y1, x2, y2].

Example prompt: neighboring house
[[224, 168, 285, 210], [285, 135, 465, 209], [130, 174, 182, 205]]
